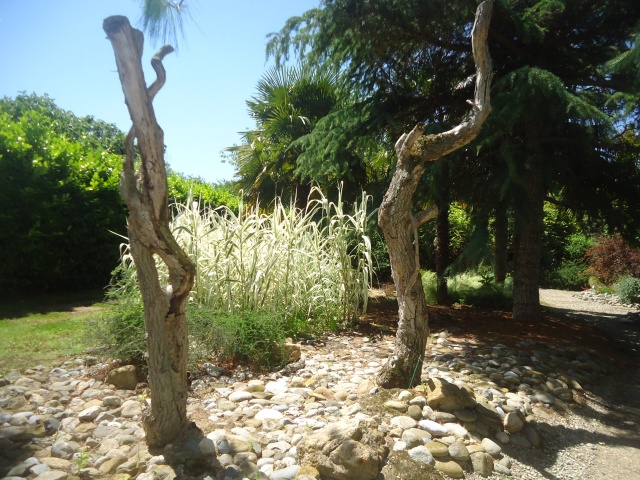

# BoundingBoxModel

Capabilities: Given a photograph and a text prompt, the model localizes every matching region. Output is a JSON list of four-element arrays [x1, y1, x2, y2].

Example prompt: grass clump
[[422, 268, 513, 309], [94, 187, 373, 369]]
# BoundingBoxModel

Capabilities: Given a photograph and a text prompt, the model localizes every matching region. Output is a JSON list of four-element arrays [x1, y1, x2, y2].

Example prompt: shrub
[[90, 297, 146, 364], [585, 236, 640, 284], [545, 260, 590, 290], [189, 307, 288, 370], [91, 300, 292, 370], [422, 269, 513, 309], [616, 276, 640, 304]]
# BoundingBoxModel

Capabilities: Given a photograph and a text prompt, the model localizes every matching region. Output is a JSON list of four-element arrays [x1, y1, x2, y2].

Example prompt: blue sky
[[0, 0, 318, 183]]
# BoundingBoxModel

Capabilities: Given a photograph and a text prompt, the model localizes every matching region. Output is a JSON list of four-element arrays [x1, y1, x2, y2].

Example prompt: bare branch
[[410, 0, 493, 163], [414, 204, 439, 229]]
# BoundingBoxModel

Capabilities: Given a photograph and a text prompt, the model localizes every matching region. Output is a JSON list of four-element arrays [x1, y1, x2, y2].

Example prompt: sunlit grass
[[0, 305, 102, 374]]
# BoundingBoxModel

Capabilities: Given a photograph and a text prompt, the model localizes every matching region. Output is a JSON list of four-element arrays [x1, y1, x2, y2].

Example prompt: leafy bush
[[189, 307, 288, 369], [0, 93, 127, 292], [616, 276, 640, 304], [585, 235, 640, 284], [546, 260, 590, 290], [168, 173, 239, 213], [90, 297, 147, 364], [91, 301, 292, 370], [422, 269, 513, 309]]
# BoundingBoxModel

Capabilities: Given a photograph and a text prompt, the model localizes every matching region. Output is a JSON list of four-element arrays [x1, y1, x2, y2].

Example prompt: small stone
[[425, 441, 449, 457], [406, 404, 423, 420], [418, 419, 449, 437], [385, 400, 408, 412], [409, 396, 427, 407], [229, 390, 253, 402], [390, 416, 418, 430], [448, 442, 470, 461], [102, 396, 123, 407], [106, 365, 138, 390], [494, 463, 512, 475], [33, 471, 67, 480], [255, 409, 283, 421], [495, 431, 510, 444], [470, 451, 494, 477], [503, 412, 524, 433], [51, 440, 78, 460], [435, 460, 464, 478], [453, 409, 477, 422], [408, 445, 435, 466], [121, 399, 143, 418], [481, 438, 502, 456], [402, 428, 431, 448], [535, 391, 555, 404], [78, 405, 102, 422], [509, 433, 531, 447], [270, 465, 300, 480]]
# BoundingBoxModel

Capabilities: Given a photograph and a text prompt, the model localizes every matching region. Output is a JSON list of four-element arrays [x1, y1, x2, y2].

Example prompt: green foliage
[[96, 187, 373, 367], [189, 307, 289, 369], [418, 202, 474, 271], [91, 296, 147, 364], [168, 173, 239, 213], [0, 93, 127, 293], [585, 236, 640, 284], [90, 299, 291, 370], [541, 205, 594, 290], [422, 269, 512, 309], [227, 64, 345, 204], [615, 276, 640, 304]]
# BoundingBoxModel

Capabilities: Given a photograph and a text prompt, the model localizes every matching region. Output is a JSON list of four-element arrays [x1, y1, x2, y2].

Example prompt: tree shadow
[[0, 289, 105, 320], [363, 298, 640, 477]]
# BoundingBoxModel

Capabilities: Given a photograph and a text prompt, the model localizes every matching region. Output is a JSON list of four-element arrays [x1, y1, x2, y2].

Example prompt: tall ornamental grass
[[103, 187, 373, 365]]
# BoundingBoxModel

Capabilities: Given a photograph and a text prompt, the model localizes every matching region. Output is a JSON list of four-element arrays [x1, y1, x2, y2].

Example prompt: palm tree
[[227, 64, 340, 206]]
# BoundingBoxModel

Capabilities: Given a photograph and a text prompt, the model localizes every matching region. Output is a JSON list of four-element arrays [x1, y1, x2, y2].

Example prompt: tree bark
[[376, 0, 494, 388], [104, 16, 196, 448], [512, 169, 543, 321], [493, 200, 508, 284], [512, 118, 544, 321]]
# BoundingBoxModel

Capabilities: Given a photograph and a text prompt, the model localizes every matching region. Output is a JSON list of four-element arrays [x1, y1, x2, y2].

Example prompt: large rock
[[106, 365, 138, 390], [425, 378, 476, 412], [297, 418, 388, 480]]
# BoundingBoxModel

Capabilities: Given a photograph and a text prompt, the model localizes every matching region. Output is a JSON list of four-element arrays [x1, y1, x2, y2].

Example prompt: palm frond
[[138, 0, 192, 49]]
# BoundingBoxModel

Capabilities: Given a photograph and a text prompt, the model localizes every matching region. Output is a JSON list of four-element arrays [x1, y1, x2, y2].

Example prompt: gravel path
[[531, 289, 640, 480]]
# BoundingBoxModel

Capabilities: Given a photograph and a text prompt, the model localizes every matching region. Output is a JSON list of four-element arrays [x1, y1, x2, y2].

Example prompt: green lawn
[[0, 291, 104, 374]]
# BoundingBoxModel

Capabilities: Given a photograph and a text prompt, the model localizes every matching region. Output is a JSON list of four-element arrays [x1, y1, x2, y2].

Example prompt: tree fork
[[376, 0, 493, 388], [104, 15, 196, 448]]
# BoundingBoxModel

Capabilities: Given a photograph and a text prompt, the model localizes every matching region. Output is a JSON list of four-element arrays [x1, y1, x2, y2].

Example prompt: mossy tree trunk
[[104, 16, 195, 448], [376, 0, 494, 388]]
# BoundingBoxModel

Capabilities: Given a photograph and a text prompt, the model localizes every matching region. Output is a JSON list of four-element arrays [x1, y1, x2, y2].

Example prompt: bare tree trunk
[[376, 0, 494, 388], [493, 200, 508, 284], [104, 16, 196, 448]]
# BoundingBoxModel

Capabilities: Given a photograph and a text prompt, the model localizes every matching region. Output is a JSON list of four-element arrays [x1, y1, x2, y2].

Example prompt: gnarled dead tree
[[104, 16, 195, 448], [376, 0, 494, 388]]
